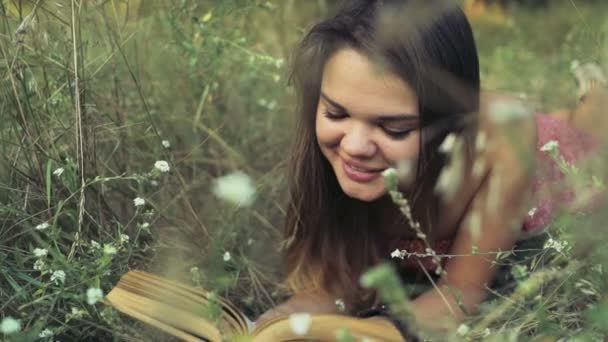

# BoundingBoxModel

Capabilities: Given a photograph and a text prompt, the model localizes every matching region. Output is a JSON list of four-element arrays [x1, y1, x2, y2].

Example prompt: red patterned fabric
[[391, 113, 601, 272]]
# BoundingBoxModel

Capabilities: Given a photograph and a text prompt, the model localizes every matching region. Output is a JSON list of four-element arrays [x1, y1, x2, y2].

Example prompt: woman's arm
[[409, 104, 538, 330]]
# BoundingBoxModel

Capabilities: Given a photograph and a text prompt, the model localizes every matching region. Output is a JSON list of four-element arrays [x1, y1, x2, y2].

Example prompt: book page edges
[[106, 286, 223, 342], [252, 314, 404, 342], [115, 271, 248, 335]]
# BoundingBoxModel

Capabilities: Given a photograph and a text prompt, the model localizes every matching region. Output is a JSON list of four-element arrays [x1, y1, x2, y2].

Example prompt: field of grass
[[1, 0, 607, 340]]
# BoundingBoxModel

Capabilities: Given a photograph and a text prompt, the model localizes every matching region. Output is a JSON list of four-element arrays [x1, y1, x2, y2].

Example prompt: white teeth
[[349, 164, 370, 172]]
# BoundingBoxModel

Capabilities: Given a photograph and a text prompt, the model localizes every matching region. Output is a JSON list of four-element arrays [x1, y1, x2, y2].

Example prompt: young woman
[[258, 0, 603, 335]]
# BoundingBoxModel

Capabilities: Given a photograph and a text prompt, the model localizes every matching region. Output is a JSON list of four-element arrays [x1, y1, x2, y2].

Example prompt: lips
[[341, 159, 385, 182]]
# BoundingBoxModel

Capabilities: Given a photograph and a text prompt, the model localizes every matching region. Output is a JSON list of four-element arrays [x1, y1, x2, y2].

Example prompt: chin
[[340, 183, 386, 202]]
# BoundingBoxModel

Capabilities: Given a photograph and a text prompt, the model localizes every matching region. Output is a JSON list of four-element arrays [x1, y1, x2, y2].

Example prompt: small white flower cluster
[[334, 298, 346, 312], [434, 133, 465, 201], [33, 247, 49, 271], [119, 234, 129, 245], [390, 248, 406, 259], [456, 323, 470, 336], [33, 248, 48, 258], [50, 270, 66, 285], [212, 171, 256, 207], [86, 287, 104, 305], [38, 328, 54, 338], [133, 197, 145, 207], [544, 237, 569, 253], [35, 222, 50, 231], [540, 140, 559, 153], [161, 140, 171, 148], [66, 307, 86, 322], [0, 317, 21, 335], [383, 168, 445, 276], [288, 312, 312, 336], [33, 259, 45, 271], [90, 240, 101, 250], [154, 160, 170, 173], [223, 251, 231, 262], [53, 167, 64, 177], [103, 244, 117, 256]]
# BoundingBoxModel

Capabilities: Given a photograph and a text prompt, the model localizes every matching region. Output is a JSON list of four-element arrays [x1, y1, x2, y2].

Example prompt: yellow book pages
[[252, 314, 404, 342], [106, 271, 405, 341], [113, 271, 249, 335], [106, 286, 222, 341]]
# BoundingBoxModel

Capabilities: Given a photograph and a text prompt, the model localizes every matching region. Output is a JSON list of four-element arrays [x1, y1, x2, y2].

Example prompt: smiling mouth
[[347, 163, 383, 173], [342, 160, 385, 182]]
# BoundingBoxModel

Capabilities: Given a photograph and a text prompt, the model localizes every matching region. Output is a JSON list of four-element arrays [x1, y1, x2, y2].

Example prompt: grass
[[0, 0, 607, 340]]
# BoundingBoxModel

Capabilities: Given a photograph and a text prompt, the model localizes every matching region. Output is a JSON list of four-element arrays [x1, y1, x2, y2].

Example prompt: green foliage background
[[0, 0, 607, 340]]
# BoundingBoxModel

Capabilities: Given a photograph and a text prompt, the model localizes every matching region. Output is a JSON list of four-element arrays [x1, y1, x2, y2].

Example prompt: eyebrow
[[320, 92, 419, 122]]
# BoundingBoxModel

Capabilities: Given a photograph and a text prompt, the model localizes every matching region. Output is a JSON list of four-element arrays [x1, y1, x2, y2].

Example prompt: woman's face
[[316, 48, 421, 202]]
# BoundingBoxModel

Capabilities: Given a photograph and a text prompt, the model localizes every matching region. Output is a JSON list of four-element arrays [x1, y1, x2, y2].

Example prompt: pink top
[[391, 113, 601, 272]]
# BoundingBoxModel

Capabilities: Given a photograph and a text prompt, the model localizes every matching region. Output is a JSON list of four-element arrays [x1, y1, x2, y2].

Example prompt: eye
[[323, 111, 347, 120], [382, 127, 416, 139]]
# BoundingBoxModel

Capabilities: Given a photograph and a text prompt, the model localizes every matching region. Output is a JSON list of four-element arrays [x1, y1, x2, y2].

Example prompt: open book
[[105, 271, 404, 341]]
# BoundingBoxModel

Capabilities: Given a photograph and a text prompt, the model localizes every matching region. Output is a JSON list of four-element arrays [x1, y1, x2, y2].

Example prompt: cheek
[[315, 114, 342, 148], [379, 132, 421, 163]]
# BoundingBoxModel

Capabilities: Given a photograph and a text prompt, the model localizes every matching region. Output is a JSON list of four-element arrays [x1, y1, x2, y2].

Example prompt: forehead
[[320, 48, 418, 115]]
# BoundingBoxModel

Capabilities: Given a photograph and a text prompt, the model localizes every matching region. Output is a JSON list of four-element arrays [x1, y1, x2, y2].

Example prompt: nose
[[341, 123, 377, 158]]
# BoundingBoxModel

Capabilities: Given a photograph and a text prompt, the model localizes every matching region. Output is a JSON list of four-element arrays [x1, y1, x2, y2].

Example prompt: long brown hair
[[282, 0, 481, 310]]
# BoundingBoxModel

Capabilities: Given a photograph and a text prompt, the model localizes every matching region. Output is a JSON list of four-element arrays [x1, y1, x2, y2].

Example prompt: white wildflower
[[289, 313, 312, 335], [90, 240, 101, 249], [439, 133, 457, 153], [475, 131, 487, 152], [390, 249, 405, 259], [86, 287, 104, 305], [35, 222, 50, 230], [50, 270, 66, 284], [528, 207, 537, 217], [66, 307, 86, 321], [38, 328, 54, 338], [154, 160, 170, 173], [103, 244, 117, 256], [140, 222, 150, 229], [133, 197, 145, 207], [434, 156, 464, 200], [212, 171, 256, 207], [119, 234, 130, 244], [0, 317, 21, 335], [482, 328, 491, 337], [33, 248, 48, 258], [334, 299, 346, 312], [33, 259, 45, 271], [150, 180, 159, 187], [540, 140, 559, 152], [223, 251, 231, 262], [161, 140, 171, 148], [456, 323, 470, 336], [53, 167, 64, 177], [544, 237, 569, 253], [570, 59, 580, 72], [488, 99, 530, 123]]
